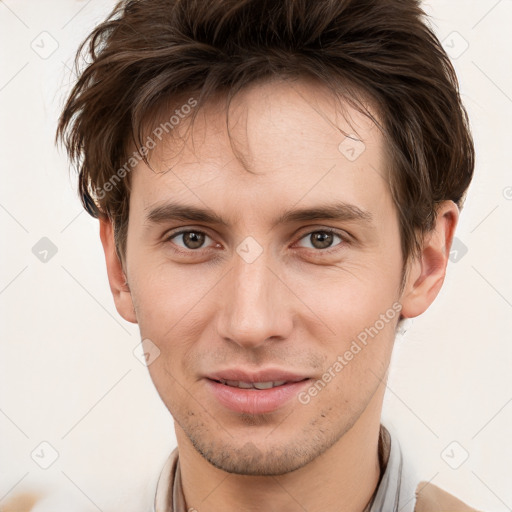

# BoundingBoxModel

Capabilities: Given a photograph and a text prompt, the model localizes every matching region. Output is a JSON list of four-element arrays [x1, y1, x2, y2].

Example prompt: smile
[[215, 379, 288, 389]]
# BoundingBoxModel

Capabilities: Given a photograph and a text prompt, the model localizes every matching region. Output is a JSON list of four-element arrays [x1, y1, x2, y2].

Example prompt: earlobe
[[99, 218, 138, 324], [399, 201, 459, 319]]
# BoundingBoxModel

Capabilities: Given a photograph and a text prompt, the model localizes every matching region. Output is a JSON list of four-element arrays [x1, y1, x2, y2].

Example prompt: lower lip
[[205, 378, 311, 414]]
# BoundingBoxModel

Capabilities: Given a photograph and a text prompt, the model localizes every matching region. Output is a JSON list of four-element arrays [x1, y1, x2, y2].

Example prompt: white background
[[1, 1, 511, 511]]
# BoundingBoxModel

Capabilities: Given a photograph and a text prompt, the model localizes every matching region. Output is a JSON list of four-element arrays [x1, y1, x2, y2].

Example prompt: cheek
[[129, 264, 216, 385], [129, 258, 212, 331], [300, 270, 401, 396], [300, 319, 396, 424], [286, 260, 400, 330]]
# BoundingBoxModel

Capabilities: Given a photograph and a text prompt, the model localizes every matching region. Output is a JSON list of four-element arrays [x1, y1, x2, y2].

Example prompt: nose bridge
[[216, 245, 292, 348]]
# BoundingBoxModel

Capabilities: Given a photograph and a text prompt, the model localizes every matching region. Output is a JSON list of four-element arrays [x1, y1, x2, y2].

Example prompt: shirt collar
[[368, 425, 420, 512]]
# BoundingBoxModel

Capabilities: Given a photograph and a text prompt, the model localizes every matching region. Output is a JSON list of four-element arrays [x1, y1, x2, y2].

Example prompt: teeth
[[219, 379, 288, 389], [253, 381, 274, 389], [253, 381, 283, 389]]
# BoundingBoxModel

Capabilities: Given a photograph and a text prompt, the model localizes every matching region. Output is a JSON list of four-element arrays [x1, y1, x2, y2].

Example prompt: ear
[[399, 200, 459, 319], [99, 218, 138, 324]]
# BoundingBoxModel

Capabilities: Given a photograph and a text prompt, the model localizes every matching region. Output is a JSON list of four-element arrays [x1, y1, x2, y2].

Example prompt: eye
[[295, 229, 345, 251], [165, 230, 214, 250]]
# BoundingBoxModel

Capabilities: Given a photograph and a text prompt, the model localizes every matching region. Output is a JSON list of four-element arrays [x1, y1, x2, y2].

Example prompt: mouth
[[205, 373, 311, 415], [212, 378, 301, 390]]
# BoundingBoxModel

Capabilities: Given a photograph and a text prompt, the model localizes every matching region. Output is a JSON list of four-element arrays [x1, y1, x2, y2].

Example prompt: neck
[[174, 385, 385, 512]]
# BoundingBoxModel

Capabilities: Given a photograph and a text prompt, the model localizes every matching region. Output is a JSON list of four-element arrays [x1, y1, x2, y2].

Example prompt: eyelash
[[163, 228, 349, 257]]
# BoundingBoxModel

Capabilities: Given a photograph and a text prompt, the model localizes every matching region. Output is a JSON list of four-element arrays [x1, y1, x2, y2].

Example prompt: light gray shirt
[[367, 426, 419, 512]]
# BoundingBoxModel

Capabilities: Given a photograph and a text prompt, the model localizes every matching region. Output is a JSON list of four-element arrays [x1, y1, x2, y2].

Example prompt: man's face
[[124, 78, 407, 475]]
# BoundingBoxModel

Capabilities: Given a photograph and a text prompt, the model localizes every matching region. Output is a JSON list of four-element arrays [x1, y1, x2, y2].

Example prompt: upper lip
[[206, 368, 310, 383]]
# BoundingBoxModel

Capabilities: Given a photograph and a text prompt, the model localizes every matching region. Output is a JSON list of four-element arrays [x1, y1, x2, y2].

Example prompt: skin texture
[[100, 77, 458, 512]]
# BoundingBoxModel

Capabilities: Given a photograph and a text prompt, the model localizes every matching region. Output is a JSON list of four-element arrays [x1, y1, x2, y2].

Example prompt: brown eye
[[311, 232, 334, 249], [182, 231, 206, 249], [297, 230, 344, 251], [167, 230, 211, 250]]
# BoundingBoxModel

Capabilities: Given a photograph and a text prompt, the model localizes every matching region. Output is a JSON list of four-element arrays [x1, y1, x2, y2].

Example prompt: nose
[[215, 248, 294, 350]]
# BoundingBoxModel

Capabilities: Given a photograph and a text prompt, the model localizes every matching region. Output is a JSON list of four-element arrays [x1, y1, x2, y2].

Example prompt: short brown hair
[[56, 0, 474, 277]]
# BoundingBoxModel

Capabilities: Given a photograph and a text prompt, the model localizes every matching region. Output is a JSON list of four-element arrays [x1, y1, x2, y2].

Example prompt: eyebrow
[[144, 200, 374, 229]]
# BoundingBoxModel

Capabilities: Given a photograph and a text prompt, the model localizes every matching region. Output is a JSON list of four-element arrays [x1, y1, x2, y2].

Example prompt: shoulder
[[414, 481, 482, 512]]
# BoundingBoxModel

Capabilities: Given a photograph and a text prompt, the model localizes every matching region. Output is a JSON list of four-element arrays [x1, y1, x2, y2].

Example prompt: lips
[[207, 368, 309, 384], [205, 368, 311, 414]]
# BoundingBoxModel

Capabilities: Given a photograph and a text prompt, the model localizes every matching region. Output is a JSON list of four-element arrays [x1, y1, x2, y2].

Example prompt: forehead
[[128, 77, 392, 224]]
